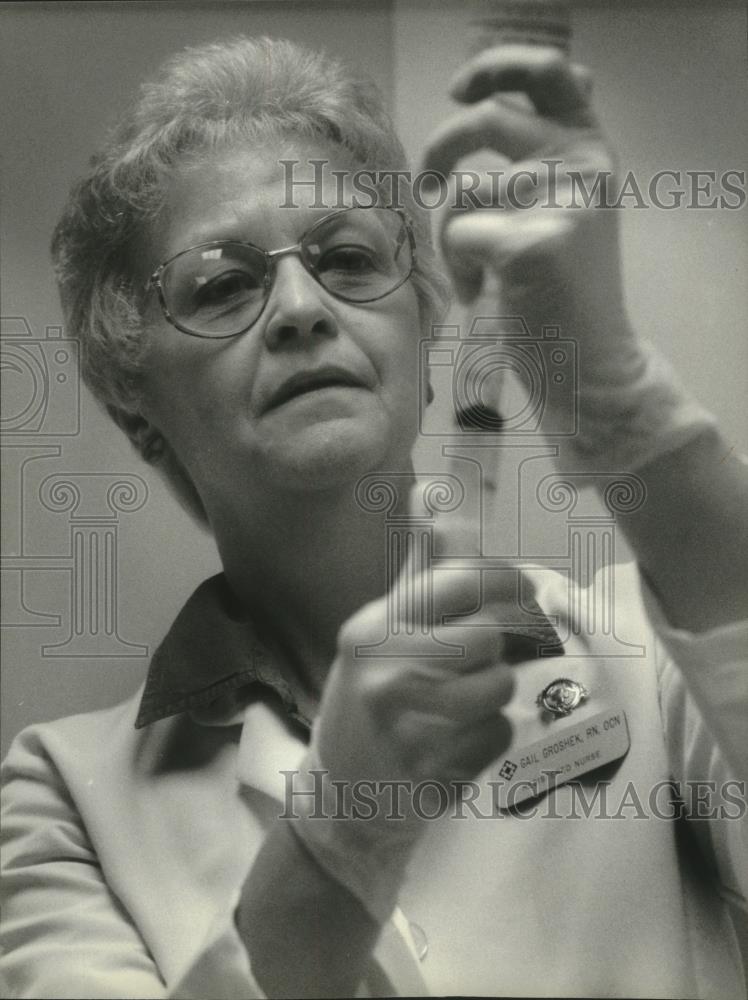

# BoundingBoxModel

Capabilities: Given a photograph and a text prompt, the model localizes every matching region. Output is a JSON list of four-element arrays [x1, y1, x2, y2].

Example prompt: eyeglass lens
[[159, 208, 412, 338]]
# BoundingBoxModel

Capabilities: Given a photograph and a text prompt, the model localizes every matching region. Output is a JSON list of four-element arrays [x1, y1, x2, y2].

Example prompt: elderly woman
[[1, 34, 746, 1000]]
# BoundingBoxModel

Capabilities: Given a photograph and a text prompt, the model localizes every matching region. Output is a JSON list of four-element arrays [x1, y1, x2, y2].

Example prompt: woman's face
[[136, 140, 424, 525]]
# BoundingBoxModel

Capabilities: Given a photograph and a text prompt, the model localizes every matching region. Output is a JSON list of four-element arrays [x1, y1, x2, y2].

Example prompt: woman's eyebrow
[[168, 207, 332, 256], [170, 220, 263, 252]]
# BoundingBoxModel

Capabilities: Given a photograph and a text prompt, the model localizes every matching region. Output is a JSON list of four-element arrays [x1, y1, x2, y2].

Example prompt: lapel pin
[[537, 678, 589, 717]]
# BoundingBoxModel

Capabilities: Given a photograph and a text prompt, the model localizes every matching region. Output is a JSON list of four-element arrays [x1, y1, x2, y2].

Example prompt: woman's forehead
[[151, 140, 366, 260]]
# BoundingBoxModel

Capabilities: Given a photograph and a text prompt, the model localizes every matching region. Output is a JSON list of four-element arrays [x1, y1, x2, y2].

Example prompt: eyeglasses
[[147, 206, 416, 340]]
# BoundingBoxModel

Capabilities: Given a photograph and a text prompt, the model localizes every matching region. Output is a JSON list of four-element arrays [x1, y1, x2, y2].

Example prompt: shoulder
[[0, 688, 187, 816], [2, 689, 144, 779], [0, 698, 144, 883], [2, 687, 239, 827]]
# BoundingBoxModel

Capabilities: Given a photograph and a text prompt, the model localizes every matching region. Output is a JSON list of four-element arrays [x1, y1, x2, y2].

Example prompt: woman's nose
[[262, 255, 338, 351]]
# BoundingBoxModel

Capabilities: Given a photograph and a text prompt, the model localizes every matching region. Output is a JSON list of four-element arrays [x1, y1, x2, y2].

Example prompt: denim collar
[[134, 574, 307, 730]]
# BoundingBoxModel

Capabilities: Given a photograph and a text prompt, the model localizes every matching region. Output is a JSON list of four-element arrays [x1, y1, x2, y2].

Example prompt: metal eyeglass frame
[[145, 206, 417, 340]]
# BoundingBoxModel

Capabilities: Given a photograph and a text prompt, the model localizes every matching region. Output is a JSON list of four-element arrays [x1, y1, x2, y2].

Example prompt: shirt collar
[[134, 573, 308, 730]]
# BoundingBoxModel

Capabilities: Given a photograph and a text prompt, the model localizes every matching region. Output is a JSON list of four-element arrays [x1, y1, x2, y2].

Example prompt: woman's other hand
[[288, 537, 522, 921]]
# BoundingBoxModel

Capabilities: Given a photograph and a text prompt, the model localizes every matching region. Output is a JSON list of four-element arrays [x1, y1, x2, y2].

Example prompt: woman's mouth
[[264, 366, 368, 411]]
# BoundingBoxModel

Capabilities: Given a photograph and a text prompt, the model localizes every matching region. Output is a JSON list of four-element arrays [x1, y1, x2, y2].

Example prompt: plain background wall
[[1, 0, 747, 756]]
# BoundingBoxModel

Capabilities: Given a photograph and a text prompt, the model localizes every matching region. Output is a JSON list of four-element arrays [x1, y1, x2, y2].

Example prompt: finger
[[429, 539, 530, 602], [450, 45, 596, 123], [389, 709, 513, 782], [362, 562, 516, 671], [444, 712, 514, 778], [441, 662, 515, 718], [437, 554, 563, 647], [353, 563, 559, 675], [430, 563, 540, 631], [423, 98, 553, 180]]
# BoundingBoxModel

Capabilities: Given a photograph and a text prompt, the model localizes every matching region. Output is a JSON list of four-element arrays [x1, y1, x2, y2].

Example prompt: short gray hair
[[51, 35, 450, 520]]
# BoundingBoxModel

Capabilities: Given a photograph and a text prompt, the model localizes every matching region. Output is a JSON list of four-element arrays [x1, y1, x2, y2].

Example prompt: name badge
[[494, 708, 630, 811]]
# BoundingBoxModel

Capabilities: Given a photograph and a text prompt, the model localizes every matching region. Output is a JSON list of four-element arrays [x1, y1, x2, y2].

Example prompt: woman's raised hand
[[425, 44, 636, 371]]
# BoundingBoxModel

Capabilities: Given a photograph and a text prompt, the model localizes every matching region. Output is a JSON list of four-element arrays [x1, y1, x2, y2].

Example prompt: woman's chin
[[261, 416, 406, 492]]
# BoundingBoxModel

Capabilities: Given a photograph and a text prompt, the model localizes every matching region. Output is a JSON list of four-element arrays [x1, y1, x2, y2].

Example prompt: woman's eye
[[193, 269, 259, 307], [318, 245, 378, 273]]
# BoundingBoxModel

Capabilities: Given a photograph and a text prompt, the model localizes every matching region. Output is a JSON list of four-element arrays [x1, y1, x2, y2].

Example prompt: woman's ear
[[106, 404, 209, 524], [106, 405, 165, 462]]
